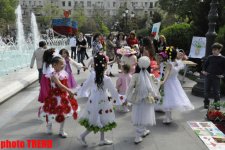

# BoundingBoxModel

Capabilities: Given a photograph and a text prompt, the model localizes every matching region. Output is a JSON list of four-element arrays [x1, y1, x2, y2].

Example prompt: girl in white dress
[[161, 47, 194, 124], [126, 56, 160, 144], [77, 52, 121, 146]]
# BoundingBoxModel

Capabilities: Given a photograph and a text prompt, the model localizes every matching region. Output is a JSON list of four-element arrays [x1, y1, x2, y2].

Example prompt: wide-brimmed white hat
[[117, 46, 137, 55], [138, 56, 150, 69]]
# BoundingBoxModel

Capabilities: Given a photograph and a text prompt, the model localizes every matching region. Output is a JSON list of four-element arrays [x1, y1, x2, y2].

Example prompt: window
[[29, 1, 31, 5], [75, 1, 78, 6], [68, 1, 71, 6], [80, 1, 84, 7], [145, 2, 148, 7], [62, 1, 65, 7], [34, 1, 36, 6], [150, 11, 153, 17], [87, 1, 91, 7], [39, 1, 41, 5], [113, 2, 116, 7], [150, 2, 153, 8]]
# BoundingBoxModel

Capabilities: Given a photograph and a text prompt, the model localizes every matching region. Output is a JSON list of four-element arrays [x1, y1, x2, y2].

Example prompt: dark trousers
[[71, 47, 77, 59], [204, 75, 221, 104], [77, 50, 85, 67], [38, 68, 42, 83], [85, 49, 89, 59]]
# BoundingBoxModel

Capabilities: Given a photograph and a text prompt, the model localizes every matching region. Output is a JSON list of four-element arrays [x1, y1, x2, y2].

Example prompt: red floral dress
[[40, 70, 79, 123]]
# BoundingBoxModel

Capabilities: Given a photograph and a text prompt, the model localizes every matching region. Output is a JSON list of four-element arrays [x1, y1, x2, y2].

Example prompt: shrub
[[160, 23, 194, 54]]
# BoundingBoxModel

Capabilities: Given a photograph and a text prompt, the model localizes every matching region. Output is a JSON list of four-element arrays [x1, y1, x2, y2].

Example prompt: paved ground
[[0, 49, 224, 150]]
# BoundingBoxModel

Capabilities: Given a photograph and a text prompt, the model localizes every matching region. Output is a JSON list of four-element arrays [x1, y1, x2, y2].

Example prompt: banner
[[72, 21, 78, 29], [189, 36, 206, 58], [151, 22, 161, 39], [52, 18, 71, 27]]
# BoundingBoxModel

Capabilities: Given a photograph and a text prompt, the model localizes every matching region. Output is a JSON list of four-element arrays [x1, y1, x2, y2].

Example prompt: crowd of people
[[29, 30, 225, 146]]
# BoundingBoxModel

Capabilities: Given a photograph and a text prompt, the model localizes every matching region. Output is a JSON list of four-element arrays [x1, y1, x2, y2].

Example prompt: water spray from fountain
[[15, 5, 26, 52], [31, 12, 40, 50]]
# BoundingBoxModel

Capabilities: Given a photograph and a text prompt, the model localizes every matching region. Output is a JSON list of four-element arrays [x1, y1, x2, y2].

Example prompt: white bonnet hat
[[138, 56, 150, 69]]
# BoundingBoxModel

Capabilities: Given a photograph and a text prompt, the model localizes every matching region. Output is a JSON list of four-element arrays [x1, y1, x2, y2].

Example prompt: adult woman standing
[[76, 32, 87, 74]]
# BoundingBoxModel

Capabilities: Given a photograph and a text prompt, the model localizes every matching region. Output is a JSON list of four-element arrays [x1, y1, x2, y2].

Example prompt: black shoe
[[215, 106, 220, 110], [204, 103, 209, 109], [109, 73, 115, 77]]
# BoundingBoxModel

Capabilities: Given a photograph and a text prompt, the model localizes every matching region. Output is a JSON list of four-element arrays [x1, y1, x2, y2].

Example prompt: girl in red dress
[[40, 56, 79, 138]]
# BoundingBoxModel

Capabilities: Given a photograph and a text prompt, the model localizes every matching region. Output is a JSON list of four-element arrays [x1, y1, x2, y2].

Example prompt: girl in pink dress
[[59, 49, 83, 89], [40, 56, 79, 138], [38, 48, 55, 103], [116, 64, 132, 112]]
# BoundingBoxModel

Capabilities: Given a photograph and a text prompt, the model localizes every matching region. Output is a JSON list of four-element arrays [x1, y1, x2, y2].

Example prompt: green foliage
[[152, 12, 162, 24], [79, 119, 117, 133], [136, 28, 149, 37], [36, 2, 63, 29], [160, 23, 194, 52], [216, 25, 225, 56], [0, 0, 18, 35]]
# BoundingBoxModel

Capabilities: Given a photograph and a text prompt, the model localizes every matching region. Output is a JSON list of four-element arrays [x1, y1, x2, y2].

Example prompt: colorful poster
[[151, 22, 161, 39], [188, 121, 225, 150], [189, 36, 206, 58]]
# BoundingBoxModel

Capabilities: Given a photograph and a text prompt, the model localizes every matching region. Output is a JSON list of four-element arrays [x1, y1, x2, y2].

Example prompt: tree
[[158, 0, 225, 36], [0, 0, 18, 35], [36, 2, 63, 30]]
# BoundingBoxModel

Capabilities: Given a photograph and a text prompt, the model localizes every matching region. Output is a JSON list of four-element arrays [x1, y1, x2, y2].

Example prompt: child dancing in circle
[[116, 64, 132, 112], [59, 49, 83, 89], [126, 56, 160, 144], [161, 47, 194, 124], [40, 56, 79, 138], [77, 53, 121, 146]]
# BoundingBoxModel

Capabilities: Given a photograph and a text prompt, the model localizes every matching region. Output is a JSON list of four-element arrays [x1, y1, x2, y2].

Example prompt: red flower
[[120, 96, 123, 100], [49, 107, 57, 114], [55, 114, 65, 123], [73, 112, 78, 120], [70, 99, 78, 111], [109, 109, 112, 113], [61, 97, 69, 105], [63, 105, 71, 114], [56, 105, 64, 115], [105, 110, 109, 113], [49, 98, 57, 107], [54, 88, 62, 96], [43, 104, 50, 113], [61, 79, 68, 87]]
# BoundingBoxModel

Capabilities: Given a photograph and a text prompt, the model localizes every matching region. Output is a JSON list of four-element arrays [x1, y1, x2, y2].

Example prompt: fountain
[[31, 12, 40, 50], [0, 5, 70, 76]]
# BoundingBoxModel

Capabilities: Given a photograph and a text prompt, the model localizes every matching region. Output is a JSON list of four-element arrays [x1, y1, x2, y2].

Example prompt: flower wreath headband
[[94, 52, 109, 67], [165, 46, 174, 60]]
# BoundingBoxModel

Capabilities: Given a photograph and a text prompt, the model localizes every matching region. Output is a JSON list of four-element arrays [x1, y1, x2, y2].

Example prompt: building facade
[[19, 0, 158, 31], [20, 0, 158, 17]]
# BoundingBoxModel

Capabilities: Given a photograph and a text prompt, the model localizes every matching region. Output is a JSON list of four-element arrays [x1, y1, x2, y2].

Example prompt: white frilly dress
[[77, 72, 121, 133], [126, 71, 160, 127], [163, 60, 194, 111]]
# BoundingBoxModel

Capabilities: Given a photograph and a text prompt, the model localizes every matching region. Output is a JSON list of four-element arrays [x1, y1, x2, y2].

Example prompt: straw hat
[[117, 46, 137, 56]]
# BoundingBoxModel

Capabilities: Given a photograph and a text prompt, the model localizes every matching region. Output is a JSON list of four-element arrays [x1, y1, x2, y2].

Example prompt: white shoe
[[142, 129, 150, 138], [99, 139, 113, 146], [123, 107, 130, 113], [134, 137, 143, 144], [77, 136, 87, 146], [46, 124, 52, 134], [59, 131, 68, 138], [163, 117, 172, 124]]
